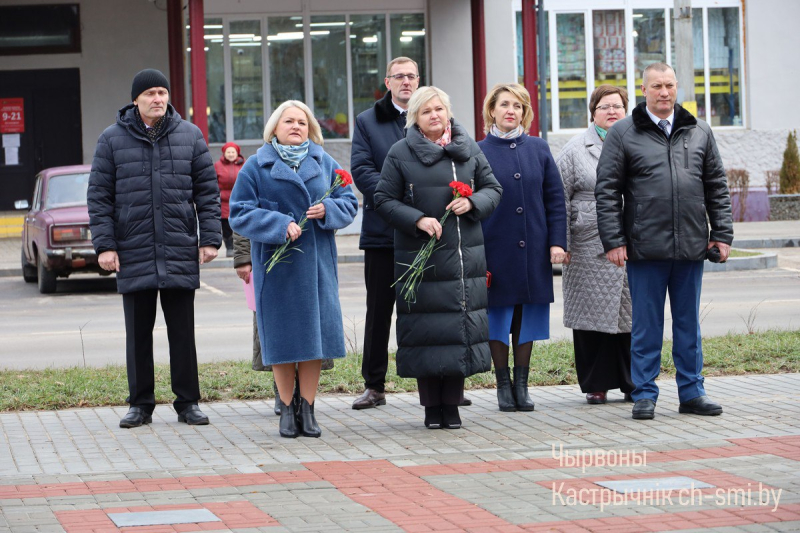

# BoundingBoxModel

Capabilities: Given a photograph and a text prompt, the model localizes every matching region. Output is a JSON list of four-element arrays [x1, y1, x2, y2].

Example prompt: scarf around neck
[[422, 122, 452, 147], [135, 107, 166, 142], [271, 137, 310, 169], [490, 124, 524, 139], [594, 124, 608, 141]]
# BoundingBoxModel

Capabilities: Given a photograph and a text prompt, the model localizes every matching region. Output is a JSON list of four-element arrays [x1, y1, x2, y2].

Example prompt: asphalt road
[[1, 259, 799, 370]]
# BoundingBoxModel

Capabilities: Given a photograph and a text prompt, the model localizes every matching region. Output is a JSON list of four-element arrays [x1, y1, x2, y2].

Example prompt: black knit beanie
[[131, 69, 170, 101]]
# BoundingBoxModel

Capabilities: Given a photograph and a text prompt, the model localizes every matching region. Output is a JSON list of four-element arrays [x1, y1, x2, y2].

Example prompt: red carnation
[[335, 168, 353, 187], [449, 181, 473, 198]]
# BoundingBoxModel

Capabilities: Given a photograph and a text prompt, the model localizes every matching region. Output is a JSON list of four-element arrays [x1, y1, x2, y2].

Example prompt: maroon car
[[16, 165, 108, 293]]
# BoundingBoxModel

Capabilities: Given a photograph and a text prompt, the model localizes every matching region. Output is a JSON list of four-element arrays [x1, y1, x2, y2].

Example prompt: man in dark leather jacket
[[595, 62, 733, 421]]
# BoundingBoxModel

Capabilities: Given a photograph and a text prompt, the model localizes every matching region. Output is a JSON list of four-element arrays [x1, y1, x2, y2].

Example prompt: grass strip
[[1, 329, 798, 412]]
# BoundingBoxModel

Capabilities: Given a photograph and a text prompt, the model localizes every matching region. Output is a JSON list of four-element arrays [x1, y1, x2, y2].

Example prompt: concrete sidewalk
[[0, 374, 798, 532]]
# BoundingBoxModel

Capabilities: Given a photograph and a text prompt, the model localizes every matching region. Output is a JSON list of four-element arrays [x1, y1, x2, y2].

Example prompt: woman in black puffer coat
[[374, 86, 502, 430]]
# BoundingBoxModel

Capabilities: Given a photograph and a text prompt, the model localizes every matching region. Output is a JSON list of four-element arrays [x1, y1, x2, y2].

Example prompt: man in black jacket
[[595, 62, 733, 421], [350, 57, 420, 409], [88, 69, 221, 428]]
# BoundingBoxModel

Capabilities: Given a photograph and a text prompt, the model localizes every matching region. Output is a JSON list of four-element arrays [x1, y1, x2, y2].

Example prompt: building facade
[[0, 0, 798, 210]]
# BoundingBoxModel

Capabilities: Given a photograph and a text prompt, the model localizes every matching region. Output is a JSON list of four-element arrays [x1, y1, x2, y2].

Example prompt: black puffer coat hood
[[374, 120, 502, 379], [595, 103, 732, 261], [88, 103, 221, 293]]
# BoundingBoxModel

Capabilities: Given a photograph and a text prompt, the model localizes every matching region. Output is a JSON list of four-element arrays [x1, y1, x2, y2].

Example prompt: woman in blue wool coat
[[479, 83, 567, 413], [229, 101, 358, 439]]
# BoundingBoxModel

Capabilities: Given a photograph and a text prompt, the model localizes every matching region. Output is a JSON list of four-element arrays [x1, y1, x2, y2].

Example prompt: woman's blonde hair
[[405, 86, 453, 131], [482, 83, 534, 133], [263, 100, 324, 145]]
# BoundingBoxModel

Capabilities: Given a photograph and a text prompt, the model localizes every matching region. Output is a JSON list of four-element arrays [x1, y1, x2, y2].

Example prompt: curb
[[703, 249, 778, 272], [732, 237, 800, 249]]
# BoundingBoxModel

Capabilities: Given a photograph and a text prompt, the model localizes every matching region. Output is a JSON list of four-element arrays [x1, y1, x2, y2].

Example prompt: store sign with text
[[0, 98, 25, 134]]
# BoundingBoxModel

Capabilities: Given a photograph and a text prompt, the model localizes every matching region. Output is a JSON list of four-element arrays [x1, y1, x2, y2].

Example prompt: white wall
[[0, 0, 169, 164], [484, 0, 516, 91], [428, 0, 475, 136], [745, 0, 800, 131]]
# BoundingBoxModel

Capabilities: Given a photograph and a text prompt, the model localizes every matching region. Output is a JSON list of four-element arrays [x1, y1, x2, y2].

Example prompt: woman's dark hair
[[589, 85, 629, 122]]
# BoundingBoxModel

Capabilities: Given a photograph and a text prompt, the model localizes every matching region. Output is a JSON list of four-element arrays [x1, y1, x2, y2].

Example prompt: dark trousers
[[417, 377, 465, 406], [362, 248, 396, 392], [573, 329, 634, 394], [122, 289, 201, 414], [626, 260, 706, 403], [221, 218, 233, 240]]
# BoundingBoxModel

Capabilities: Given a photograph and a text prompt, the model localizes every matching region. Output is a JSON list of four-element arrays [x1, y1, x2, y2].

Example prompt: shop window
[[351, 15, 388, 119], [205, 18, 226, 144], [390, 14, 426, 90], [633, 9, 666, 104], [556, 13, 587, 129], [514, 10, 550, 132], [593, 11, 626, 91], [230, 20, 263, 140], [708, 7, 741, 126], [268, 16, 306, 114], [0, 4, 80, 55], [670, 8, 706, 120], [311, 15, 349, 139]]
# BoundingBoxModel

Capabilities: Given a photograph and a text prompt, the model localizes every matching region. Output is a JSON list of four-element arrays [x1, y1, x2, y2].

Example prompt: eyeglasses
[[388, 74, 419, 81], [596, 104, 625, 111]]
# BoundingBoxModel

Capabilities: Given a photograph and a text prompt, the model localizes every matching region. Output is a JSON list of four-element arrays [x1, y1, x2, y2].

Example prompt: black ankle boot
[[441, 405, 462, 429], [272, 380, 281, 416], [424, 406, 442, 429], [512, 366, 535, 411], [278, 400, 299, 438], [495, 367, 516, 412], [297, 398, 321, 437]]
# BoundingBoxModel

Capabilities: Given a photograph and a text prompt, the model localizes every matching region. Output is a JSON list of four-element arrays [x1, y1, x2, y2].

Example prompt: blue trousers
[[626, 260, 706, 403]]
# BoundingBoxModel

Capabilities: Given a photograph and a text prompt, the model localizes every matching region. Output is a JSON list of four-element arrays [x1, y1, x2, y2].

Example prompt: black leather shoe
[[297, 398, 321, 438], [424, 406, 442, 429], [679, 395, 723, 416], [351, 388, 386, 410], [119, 407, 152, 428], [177, 405, 209, 425], [495, 367, 516, 412], [278, 400, 299, 438], [632, 399, 656, 420], [624, 392, 634, 403], [442, 405, 462, 429], [459, 397, 472, 407]]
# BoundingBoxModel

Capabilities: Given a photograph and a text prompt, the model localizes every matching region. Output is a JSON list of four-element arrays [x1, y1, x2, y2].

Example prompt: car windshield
[[44, 173, 90, 209]]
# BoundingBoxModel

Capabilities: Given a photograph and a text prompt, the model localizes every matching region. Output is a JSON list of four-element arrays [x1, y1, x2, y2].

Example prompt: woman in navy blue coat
[[478, 83, 567, 412], [230, 101, 358, 439]]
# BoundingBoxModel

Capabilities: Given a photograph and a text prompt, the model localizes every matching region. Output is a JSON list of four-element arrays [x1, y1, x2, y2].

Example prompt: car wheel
[[37, 254, 57, 294], [22, 249, 37, 283]]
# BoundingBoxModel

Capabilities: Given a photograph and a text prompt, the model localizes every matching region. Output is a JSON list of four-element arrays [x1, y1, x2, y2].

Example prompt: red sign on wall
[[0, 98, 25, 133]]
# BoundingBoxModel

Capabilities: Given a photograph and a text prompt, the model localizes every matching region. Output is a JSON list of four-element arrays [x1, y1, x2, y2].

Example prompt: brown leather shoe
[[352, 388, 386, 410], [585, 392, 607, 404]]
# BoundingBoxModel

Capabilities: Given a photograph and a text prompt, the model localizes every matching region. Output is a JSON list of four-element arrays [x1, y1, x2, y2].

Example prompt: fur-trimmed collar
[[374, 91, 403, 123], [631, 102, 697, 133], [256, 139, 325, 168]]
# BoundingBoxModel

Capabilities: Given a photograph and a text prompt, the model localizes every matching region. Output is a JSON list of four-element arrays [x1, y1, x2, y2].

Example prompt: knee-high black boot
[[512, 366, 535, 411]]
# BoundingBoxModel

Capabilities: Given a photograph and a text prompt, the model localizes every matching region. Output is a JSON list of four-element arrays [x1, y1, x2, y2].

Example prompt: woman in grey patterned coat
[[555, 85, 634, 405]]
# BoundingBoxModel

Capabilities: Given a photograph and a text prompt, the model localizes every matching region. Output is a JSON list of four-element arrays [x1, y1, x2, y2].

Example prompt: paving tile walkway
[[1, 373, 799, 532]]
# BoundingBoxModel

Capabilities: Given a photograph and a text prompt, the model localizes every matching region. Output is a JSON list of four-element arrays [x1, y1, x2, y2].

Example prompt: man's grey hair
[[642, 62, 676, 85], [386, 57, 419, 78]]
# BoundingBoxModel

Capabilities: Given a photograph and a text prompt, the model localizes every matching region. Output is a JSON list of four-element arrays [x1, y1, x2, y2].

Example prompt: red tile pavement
[[55, 501, 278, 533], [303, 459, 527, 532]]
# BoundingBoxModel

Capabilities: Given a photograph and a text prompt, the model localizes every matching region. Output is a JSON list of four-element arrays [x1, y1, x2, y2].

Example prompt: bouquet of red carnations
[[393, 180, 473, 304], [265, 168, 353, 274]]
